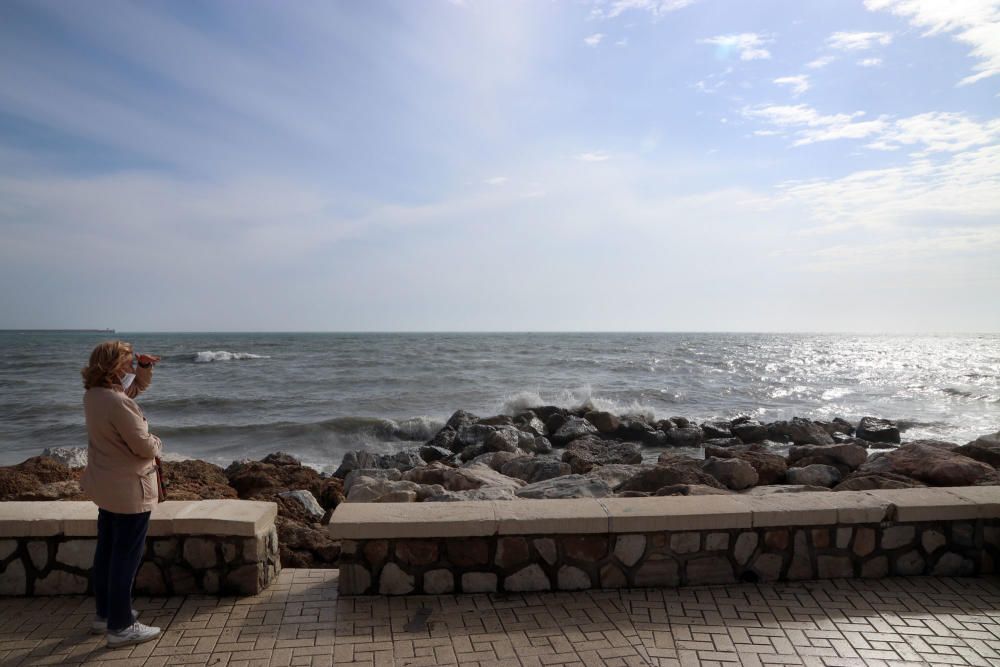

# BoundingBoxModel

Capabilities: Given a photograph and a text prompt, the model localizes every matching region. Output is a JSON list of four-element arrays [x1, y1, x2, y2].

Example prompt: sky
[[0, 0, 998, 332]]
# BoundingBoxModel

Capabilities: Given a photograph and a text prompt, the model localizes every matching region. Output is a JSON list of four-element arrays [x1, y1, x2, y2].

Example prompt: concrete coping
[[328, 486, 1000, 540], [0, 500, 278, 538]]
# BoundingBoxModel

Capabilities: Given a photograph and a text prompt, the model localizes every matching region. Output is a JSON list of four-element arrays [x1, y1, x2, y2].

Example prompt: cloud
[[806, 55, 837, 69], [865, 0, 1000, 85], [484, 176, 509, 185], [867, 112, 1000, 152], [574, 151, 611, 161], [594, 0, 700, 19], [742, 104, 887, 146], [699, 33, 773, 61], [827, 30, 893, 51], [584, 32, 604, 47], [858, 57, 883, 67], [774, 75, 810, 96]]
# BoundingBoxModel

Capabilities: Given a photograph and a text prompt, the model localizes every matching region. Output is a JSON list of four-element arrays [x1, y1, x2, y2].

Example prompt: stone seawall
[[0, 500, 281, 596], [330, 486, 1000, 595]]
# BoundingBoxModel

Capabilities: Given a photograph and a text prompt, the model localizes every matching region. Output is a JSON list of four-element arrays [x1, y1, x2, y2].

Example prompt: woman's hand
[[137, 354, 161, 367]]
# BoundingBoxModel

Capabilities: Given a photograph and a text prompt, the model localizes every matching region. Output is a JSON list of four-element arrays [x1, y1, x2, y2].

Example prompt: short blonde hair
[[81, 340, 134, 390]]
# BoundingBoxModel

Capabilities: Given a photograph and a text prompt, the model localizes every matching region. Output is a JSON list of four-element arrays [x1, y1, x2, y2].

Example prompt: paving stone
[[461, 571, 497, 593], [686, 556, 734, 584], [557, 565, 591, 590], [423, 568, 454, 594], [861, 555, 888, 578], [505, 564, 550, 592], [613, 534, 645, 567], [379, 562, 415, 595], [817, 555, 853, 578]]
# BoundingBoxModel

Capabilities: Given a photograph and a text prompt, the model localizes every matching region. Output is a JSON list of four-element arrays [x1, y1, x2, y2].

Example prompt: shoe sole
[[106, 630, 161, 649], [91, 612, 140, 635]]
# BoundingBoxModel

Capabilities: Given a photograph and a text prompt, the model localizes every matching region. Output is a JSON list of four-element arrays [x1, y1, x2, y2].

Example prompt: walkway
[[1, 570, 998, 666]]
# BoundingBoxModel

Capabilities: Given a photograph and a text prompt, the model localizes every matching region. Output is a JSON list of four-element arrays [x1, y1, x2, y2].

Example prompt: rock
[[516, 475, 613, 499], [584, 411, 620, 433], [276, 517, 340, 566], [504, 564, 550, 592], [561, 437, 642, 474], [663, 426, 703, 447], [344, 468, 401, 493], [331, 450, 382, 478], [455, 424, 497, 449], [617, 456, 725, 492], [550, 417, 599, 445], [616, 417, 667, 446], [500, 457, 572, 483], [517, 416, 549, 437], [379, 562, 415, 595], [424, 487, 517, 501], [544, 412, 567, 435], [402, 461, 524, 492], [479, 415, 514, 427], [378, 450, 425, 472], [730, 419, 768, 443], [701, 421, 732, 439], [484, 428, 522, 453], [465, 450, 525, 471], [785, 464, 842, 488], [585, 463, 646, 488], [13, 456, 74, 484], [458, 444, 485, 462], [445, 409, 480, 431], [856, 442, 1000, 486], [701, 457, 758, 490], [787, 443, 868, 472], [261, 452, 300, 466], [833, 471, 927, 491], [655, 484, 732, 496], [818, 418, 855, 436], [17, 480, 83, 501], [528, 436, 553, 455], [345, 476, 437, 503], [418, 445, 453, 463], [41, 447, 88, 468], [956, 432, 1000, 468], [743, 484, 829, 495], [856, 417, 900, 444], [670, 416, 691, 428], [56, 539, 97, 569], [426, 427, 460, 454], [703, 437, 744, 448], [278, 490, 325, 520], [768, 418, 835, 445], [0, 469, 40, 500], [704, 443, 787, 485], [162, 460, 237, 501]]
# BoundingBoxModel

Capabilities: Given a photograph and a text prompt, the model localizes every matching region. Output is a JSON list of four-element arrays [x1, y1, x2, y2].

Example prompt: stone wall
[[338, 520, 996, 595], [330, 486, 1000, 595], [0, 500, 281, 596]]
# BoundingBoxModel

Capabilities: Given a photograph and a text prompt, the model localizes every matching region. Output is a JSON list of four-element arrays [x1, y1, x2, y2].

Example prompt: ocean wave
[[154, 415, 443, 442], [498, 387, 658, 421], [193, 351, 270, 363], [941, 387, 999, 401]]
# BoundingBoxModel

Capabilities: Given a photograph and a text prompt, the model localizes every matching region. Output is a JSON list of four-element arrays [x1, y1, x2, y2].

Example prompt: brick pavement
[[0, 570, 998, 666]]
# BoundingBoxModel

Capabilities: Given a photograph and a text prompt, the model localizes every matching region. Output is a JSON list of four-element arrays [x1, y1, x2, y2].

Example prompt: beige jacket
[[81, 365, 162, 514]]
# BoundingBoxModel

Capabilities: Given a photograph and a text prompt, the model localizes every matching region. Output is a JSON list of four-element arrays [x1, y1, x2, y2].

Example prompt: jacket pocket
[[139, 470, 158, 504]]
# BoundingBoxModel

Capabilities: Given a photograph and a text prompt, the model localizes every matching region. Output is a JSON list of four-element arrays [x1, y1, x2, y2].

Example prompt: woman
[[80, 340, 163, 648]]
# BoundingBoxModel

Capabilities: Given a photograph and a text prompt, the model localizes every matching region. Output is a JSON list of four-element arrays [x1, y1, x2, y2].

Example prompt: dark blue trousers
[[92, 508, 150, 632]]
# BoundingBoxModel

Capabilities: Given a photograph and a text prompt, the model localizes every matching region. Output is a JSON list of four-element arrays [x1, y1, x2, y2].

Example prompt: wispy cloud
[[827, 30, 893, 51], [865, 0, 1000, 85], [774, 75, 810, 96], [867, 112, 1000, 152], [858, 57, 883, 67], [806, 55, 837, 69], [593, 0, 700, 20], [484, 176, 509, 186], [584, 32, 604, 47], [699, 33, 773, 61], [575, 151, 612, 162], [742, 104, 886, 146]]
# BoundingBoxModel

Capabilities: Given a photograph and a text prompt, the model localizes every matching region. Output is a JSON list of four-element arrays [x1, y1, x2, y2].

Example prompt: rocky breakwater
[[0, 450, 345, 569], [331, 408, 1000, 503]]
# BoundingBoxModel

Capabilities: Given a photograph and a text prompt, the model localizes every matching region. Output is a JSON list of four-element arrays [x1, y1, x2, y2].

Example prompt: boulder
[[744, 484, 829, 495], [545, 412, 567, 435], [484, 428, 522, 453], [585, 464, 647, 488], [464, 450, 525, 472], [261, 452, 300, 467], [445, 409, 480, 431], [955, 432, 1000, 468], [516, 475, 613, 499], [785, 464, 842, 488], [426, 427, 460, 454], [418, 445, 453, 463], [617, 417, 667, 446], [561, 437, 642, 474], [818, 418, 855, 436], [275, 517, 340, 567], [41, 447, 88, 469], [703, 437, 744, 448], [768, 418, 835, 445], [12, 456, 74, 484], [344, 476, 443, 503], [856, 417, 900, 444], [529, 405, 566, 422], [279, 490, 325, 520], [344, 468, 402, 493], [730, 419, 768, 443], [833, 471, 927, 491], [856, 443, 1000, 487], [655, 484, 733, 496], [617, 455, 725, 492], [701, 457, 758, 490], [527, 436, 553, 455], [704, 443, 787, 485], [425, 487, 517, 501], [16, 480, 84, 501], [550, 417, 599, 445], [663, 426, 703, 447], [479, 415, 514, 427], [161, 459, 237, 501], [455, 424, 497, 449], [516, 414, 549, 437], [500, 457, 572, 483], [670, 416, 691, 428], [378, 450, 425, 472], [332, 450, 382, 478], [584, 411, 620, 434], [787, 443, 868, 473], [701, 421, 732, 439], [402, 461, 525, 492]]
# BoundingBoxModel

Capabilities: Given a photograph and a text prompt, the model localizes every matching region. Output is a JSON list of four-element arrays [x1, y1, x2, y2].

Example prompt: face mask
[[120, 372, 136, 391]]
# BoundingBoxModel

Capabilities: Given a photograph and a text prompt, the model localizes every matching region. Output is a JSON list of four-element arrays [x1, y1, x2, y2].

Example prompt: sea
[[0, 332, 997, 471]]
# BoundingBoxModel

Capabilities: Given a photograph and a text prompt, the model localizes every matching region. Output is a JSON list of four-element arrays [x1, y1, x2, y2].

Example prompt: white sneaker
[[106, 621, 160, 648], [90, 609, 140, 635]]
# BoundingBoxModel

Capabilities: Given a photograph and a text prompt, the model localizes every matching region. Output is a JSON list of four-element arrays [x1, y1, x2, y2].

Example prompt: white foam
[[194, 351, 270, 363], [499, 386, 658, 421]]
